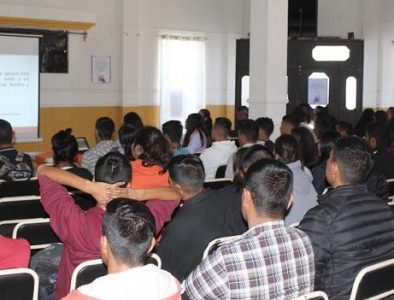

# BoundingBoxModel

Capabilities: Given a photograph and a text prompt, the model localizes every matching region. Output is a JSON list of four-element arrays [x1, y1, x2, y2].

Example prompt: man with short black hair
[[199, 117, 237, 180], [63, 199, 181, 300], [184, 159, 314, 299], [0, 119, 33, 180], [256, 117, 274, 152], [162, 120, 190, 156], [280, 115, 299, 135], [82, 117, 118, 175], [156, 155, 247, 281], [299, 136, 394, 299]]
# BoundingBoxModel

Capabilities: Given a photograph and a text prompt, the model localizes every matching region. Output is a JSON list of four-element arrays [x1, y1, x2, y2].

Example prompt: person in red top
[[0, 235, 30, 269]]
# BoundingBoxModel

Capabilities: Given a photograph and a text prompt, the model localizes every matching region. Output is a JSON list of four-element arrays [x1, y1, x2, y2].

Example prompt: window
[[160, 36, 206, 125], [346, 76, 357, 110], [308, 72, 329, 108], [312, 46, 350, 62]]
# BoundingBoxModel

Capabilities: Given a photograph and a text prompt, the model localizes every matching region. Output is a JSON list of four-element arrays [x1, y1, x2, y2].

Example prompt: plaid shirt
[[183, 220, 314, 299]]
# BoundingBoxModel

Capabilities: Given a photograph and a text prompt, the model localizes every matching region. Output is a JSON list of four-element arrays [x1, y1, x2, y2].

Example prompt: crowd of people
[[1, 104, 394, 299]]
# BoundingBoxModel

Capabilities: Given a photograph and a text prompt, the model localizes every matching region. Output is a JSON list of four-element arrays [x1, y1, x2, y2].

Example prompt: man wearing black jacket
[[299, 136, 394, 300]]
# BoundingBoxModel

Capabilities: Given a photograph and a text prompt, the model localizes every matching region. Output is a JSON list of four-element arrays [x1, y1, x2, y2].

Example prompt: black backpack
[[0, 152, 33, 181]]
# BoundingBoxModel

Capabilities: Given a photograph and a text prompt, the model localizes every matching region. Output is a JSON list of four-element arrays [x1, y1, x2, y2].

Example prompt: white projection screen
[[0, 34, 40, 141]]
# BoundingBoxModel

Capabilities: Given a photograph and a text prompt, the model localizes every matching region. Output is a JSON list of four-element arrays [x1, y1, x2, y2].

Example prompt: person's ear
[[370, 137, 377, 149], [286, 192, 294, 211], [242, 188, 253, 209], [100, 236, 109, 261], [147, 238, 156, 254], [134, 144, 144, 156]]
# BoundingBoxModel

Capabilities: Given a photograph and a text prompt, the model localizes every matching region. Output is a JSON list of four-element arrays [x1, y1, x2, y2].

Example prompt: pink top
[[0, 235, 30, 269]]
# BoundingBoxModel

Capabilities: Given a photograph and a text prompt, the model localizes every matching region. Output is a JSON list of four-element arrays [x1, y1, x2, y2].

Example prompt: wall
[[0, 0, 247, 152]]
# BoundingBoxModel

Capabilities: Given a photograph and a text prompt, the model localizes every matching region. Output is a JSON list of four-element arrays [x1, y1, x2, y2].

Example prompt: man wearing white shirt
[[200, 118, 237, 180]]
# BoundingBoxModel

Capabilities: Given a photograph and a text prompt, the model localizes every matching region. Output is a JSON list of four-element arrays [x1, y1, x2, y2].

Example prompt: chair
[[203, 178, 232, 190], [202, 235, 240, 259], [387, 178, 394, 201], [0, 218, 44, 238], [0, 268, 39, 300], [289, 222, 300, 228], [215, 165, 227, 179], [0, 178, 39, 198], [70, 253, 162, 290], [12, 218, 61, 250], [292, 291, 328, 300], [0, 196, 48, 221], [349, 258, 394, 300]]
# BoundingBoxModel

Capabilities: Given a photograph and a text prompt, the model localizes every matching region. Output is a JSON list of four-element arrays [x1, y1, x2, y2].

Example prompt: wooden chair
[[349, 258, 394, 300], [0, 268, 39, 300]]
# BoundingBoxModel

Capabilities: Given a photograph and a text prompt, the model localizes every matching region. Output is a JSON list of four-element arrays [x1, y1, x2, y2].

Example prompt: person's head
[[123, 112, 143, 130], [293, 103, 313, 124], [255, 117, 274, 141], [387, 107, 394, 121], [238, 119, 258, 145], [183, 113, 207, 148], [101, 199, 155, 269], [233, 147, 249, 186], [365, 122, 390, 150], [168, 155, 205, 199], [280, 115, 299, 135], [199, 109, 212, 125], [0, 119, 13, 146], [132, 126, 172, 170], [319, 131, 339, 161], [242, 159, 293, 225], [241, 144, 274, 174], [51, 128, 78, 165], [335, 121, 353, 137], [212, 117, 232, 141], [326, 136, 372, 187], [374, 110, 388, 124], [274, 134, 300, 165], [95, 152, 131, 187], [162, 120, 183, 147], [95, 117, 115, 142], [291, 127, 319, 168], [314, 112, 336, 139], [236, 106, 249, 122], [118, 123, 138, 161]]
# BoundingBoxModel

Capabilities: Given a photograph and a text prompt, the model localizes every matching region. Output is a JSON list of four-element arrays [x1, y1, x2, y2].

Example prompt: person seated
[[0, 119, 33, 180], [335, 121, 353, 137], [51, 128, 92, 180], [116, 112, 144, 154], [255, 117, 274, 152], [235, 105, 249, 124], [299, 136, 394, 299], [183, 159, 315, 299], [118, 123, 137, 158], [81, 117, 118, 175], [182, 114, 208, 154], [279, 115, 299, 135], [0, 235, 30, 269], [63, 199, 181, 300], [162, 120, 190, 156], [199, 109, 213, 146], [292, 103, 319, 143], [155, 155, 247, 282], [365, 121, 394, 179], [291, 127, 320, 169], [225, 119, 259, 178], [274, 135, 318, 225], [199, 117, 237, 180]]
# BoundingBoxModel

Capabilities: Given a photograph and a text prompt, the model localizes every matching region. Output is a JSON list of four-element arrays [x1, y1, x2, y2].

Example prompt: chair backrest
[[203, 178, 232, 190], [202, 235, 240, 259], [289, 222, 300, 228], [70, 259, 107, 291], [349, 258, 394, 300], [0, 268, 39, 300], [12, 218, 60, 250], [215, 165, 227, 179], [0, 179, 39, 198], [145, 253, 162, 269], [0, 196, 48, 221], [292, 291, 329, 300], [387, 178, 394, 201], [0, 218, 44, 238]]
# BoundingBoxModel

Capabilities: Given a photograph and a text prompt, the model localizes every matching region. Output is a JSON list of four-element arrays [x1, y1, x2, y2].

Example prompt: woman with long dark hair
[[182, 113, 208, 154]]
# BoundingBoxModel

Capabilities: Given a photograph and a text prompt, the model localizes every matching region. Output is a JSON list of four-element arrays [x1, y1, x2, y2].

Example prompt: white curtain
[[160, 36, 206, 125]]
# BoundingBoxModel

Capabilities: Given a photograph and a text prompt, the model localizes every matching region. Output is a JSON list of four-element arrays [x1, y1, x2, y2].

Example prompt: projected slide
[[0, 35, 40, 141]]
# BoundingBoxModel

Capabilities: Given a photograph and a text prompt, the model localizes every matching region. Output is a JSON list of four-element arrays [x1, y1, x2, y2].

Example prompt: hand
[[87, 181, 125, 206]]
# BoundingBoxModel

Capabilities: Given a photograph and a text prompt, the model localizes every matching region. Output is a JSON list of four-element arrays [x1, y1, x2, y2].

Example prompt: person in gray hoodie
[[274, 134, 318, 226]]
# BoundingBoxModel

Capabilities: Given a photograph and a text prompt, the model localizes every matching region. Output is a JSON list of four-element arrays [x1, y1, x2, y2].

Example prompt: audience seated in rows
[[182, 113, 208, 154], [81, 117, 118, 175], [51, 128, 92, 180], [0, 235, 30, 269], [183, 159, 315, 299], [63, 199, 181, 300], [299, 136, 394, 300], [274, 135, 318, 225], [255, 117, 274, 152], [162, 120, 190, 156], [225, 119, 259, 178], [0, 119, 33, 181], [156, 155, 247, 281], [199, 117, 237, 180]]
